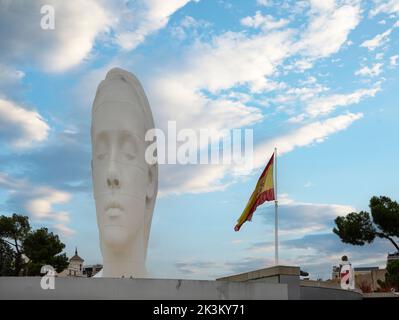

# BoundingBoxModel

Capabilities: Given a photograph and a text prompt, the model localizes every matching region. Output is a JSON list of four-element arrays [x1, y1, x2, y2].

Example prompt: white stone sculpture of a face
[[91, 68, 157, 278]]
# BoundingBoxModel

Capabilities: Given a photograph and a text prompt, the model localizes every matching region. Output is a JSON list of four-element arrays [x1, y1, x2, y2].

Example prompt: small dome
[[70, 247, 84, 262]]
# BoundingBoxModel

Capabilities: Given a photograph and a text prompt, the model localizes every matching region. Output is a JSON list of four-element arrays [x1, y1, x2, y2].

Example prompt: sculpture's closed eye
[[97, 153, 107, 160], [95, 138, 108, 161], [95, 147, 108, 160], [120, 132, 137, 161]]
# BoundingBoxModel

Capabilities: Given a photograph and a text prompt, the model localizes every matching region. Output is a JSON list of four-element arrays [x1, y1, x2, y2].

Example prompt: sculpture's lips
[[105, 201, 124, 212]]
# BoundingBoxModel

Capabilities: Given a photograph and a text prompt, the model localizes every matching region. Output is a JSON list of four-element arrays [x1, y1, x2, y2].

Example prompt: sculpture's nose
[[106, 162, 120, 189]]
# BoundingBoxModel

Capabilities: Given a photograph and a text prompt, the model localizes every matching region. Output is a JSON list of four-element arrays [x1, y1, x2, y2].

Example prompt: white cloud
[[0, 0, 364, 78], [148, 76, 264, 134], [295, 1, 361, 58], [252, 112, 363, 169], [355, 63, 383, 77], [141, 28, 295, 134], [257, 0, 272, 6], [141, 29, 295, 196], [287, 114, 307, 123], [240, 11, 289, 31], [0, 0, 112, 72], [43, 1, 111, 72], [171, 30, 294, 94], [279, 191, 356, 216], [171, 194, 392, 280], [360, 29, 393, 51], [375, 52, 384, 60], [282, 83, 329, 104], [285, 59, 314, 73], [0, 65, 25, 88], [138, 6, 373, 194], [0, 172, 26, 190], [305, 86, 380, 117], [158, 164, 231, 197], [0, 98, 49, 149], [170, 16, 211, 40], [115, 0, 192, 50], [390, 54, 399, 66], [0, 0, 192, 72], [0, 173, 74, 237], [55, 211, 70, 223], [76, 1, 371, 197], [116, 27, 289, 196], [180, 15, 201, 29], [295, 59, 314, 71], [231, 239, 244, 245], [26, 187, 71, 220], [172, 236, 390, 279], [159, 112, 363, 196], [80, 0, 364, 128], [53, 223, 75, 237], [300, 76, 317, 85], [370, 0, 399, 17], [280, 233, 391, 279]]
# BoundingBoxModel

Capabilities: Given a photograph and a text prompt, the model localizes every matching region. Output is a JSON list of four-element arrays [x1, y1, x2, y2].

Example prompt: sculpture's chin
[[102, 226, 131, 249]]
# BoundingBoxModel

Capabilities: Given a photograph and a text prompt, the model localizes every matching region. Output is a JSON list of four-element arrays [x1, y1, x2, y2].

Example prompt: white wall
[[0, 277, 288, 300]]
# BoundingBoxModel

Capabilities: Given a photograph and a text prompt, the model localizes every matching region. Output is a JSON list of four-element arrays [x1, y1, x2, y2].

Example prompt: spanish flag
[[234, 153, 275, 231]]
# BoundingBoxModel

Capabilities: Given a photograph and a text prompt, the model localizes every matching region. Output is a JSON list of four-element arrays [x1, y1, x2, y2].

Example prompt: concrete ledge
[[299, 281, 363, 300], [216, 265, 301, 300], [1, 266, 368, 300], [363, 292, 399, 299], [0, 277, 289, 300], [216, 265, 300, 282], [301, 280, 345, 289], [300, 280, 363, 293]]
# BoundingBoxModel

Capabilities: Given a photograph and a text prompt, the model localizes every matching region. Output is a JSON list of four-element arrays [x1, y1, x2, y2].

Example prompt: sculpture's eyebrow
[[119, 131, 143, 154], [93, 129, 143, 145], [119, 130, 144, 144], [94, 130, 109, 142], [120, 129, 134, 138]]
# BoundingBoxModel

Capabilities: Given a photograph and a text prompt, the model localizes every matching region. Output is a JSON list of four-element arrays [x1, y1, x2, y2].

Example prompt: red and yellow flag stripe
[[234, 153, 275, 231]]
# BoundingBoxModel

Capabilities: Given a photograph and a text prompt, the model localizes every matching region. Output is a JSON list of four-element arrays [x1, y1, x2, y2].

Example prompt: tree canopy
[[23, 228, 69, 275], [385, 260, 399, 290], [0, 214, 69, 276], [333, 196, 399, 251], [0, 214, 30, 275]]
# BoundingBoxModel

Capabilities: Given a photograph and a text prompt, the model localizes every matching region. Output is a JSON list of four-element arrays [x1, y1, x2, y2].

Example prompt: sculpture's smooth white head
[[91, 68, 157, 262]]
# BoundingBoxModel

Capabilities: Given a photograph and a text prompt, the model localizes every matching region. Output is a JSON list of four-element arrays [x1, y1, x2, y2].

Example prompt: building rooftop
[[83, 264, 103, 269], [354, 267, 379, 272], [69, 247, 84, 262]]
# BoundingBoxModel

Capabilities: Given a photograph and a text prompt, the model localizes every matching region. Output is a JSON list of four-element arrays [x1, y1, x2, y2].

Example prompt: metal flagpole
[[274, 147, 279, 265]]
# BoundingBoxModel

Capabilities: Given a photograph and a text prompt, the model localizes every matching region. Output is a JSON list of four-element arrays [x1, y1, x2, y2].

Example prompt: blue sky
[[0, 0, 399, 280]]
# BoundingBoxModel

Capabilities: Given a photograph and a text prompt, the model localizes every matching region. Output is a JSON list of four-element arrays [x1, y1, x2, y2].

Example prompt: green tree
[[376, 260, 399, 292], [385, 260, 399, 290], [0, 214, 69, 276], [333, 196, 399, 251], [0, 240, 15, 276], [0, 214, 31, 275], [23, 228, 69, 275]]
